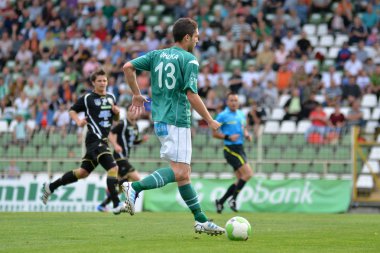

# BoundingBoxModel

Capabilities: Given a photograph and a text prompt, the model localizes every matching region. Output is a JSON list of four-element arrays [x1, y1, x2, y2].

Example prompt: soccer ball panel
[[225, 216, 252, 241]]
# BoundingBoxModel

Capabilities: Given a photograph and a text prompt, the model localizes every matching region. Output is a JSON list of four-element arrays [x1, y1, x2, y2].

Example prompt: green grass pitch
[[1, 212, 379, 253]]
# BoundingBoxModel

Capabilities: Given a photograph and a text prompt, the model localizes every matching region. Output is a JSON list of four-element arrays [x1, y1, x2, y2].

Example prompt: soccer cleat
[[215, 199, 224, 214], [97, 205, 108, 212], [194, 221, 225, 236], [121, 182, 136, 215], [112, 203, 127, 215], [41, 183, 51, 205], [228, 198, 238, 212]]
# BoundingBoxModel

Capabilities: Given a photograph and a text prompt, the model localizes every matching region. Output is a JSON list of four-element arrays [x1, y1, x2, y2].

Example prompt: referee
[[212, 92, 253, 213]]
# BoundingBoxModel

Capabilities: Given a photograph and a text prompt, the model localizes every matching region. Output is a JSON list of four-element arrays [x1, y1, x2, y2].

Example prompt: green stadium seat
[[48, 133, 62, 147], [294, 163, 309, 173], [37, 145, 53, 158], [265, 147, 282, 159], [62, 161, 80, 170], [193, 134, 208, 146], [282, 147, 299, 160], [328, 163, 349, 174], [54, 147, 69, 158], [0, 133, 12, 146], [134, 146, 151, 159], [153, 4, 165, 15], [300, 146, 318, 160], [16, 161, 28, 171], [6, 146, 22, 158], [277, 164, 293, 173], [162, 15, 174, 25], [261, 163, 276, 173], [201, 147, 215, 159], [335, 147, 350, 160], [140, 4, 151, 14], [310, 163, 324, 173], [214, 147, 225, 159], [208, 163, 226, 173], [63, 134, 78, 147], [50, 161, 63, 172], [261, 134, 274, 146], [228, 59, 243, 71], [31, 132, 47, 147], [290, 134, 305, 146], [273, 135, 290, 146], [28, 161, 46, 172], [146, 16, 159, 26], [191, 162, 209, 173], [318, 147, 335, 160], [0, 146, 5, 157], [22, 146, 37, 158]]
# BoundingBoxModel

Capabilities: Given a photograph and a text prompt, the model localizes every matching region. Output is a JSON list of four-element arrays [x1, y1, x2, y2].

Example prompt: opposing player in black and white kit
[[97, 105, 148, 212], [41, 69, 127, 215]]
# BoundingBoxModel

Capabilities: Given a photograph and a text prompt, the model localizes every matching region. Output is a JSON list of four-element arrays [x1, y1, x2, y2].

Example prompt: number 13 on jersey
[[154, 62, 176, 89]]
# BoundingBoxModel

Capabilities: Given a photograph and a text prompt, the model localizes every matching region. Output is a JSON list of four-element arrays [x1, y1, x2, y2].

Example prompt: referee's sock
[[49, 171, 78, 193], [131, 167, 175, 194], [232, 179, 247, 200], [219, 183, 236, 204]]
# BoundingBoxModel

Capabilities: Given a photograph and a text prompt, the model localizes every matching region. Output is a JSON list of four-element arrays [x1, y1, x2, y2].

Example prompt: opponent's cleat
[[228, 198, 238, 212], [41, 183, 51, 205], [112, 203, 127, 215], [121, 182, 136, 215], [215, 199, 224, 214], [97, 205, 108, 212], [194, 221, 225, 236]]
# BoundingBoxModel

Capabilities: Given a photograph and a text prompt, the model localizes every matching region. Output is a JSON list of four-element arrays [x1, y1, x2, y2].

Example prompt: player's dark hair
[[226, 92, 238, 99], [172, 18, 198, 42], [90, 69, 107, 82]]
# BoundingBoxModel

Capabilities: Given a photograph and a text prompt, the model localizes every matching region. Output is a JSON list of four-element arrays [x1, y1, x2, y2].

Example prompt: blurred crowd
[[0, 0, 380, 144]]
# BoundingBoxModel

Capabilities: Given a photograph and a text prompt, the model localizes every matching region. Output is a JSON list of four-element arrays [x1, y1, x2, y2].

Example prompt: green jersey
[[130, 46, 199, 128]]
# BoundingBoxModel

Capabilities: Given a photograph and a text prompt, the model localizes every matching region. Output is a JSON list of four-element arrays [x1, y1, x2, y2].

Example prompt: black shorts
[[81, 140, 117, 172], [223, 144, 247, 171], [113, 152, 136, 178]]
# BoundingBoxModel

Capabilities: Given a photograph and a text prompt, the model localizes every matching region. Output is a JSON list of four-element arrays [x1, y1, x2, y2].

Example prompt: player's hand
[[208, 120, 221, 131], [230, 134, 240, 142], [112, 104, 120, 115], [77, 119, 87, 127], [245, 134, 252, 142], [114, 144, 122, 153], [131, 95, 148, 117]]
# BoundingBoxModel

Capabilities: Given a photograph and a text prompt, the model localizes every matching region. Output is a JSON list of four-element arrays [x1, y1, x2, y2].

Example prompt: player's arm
[[69, 96, 87, 127], [108, 131, 122, 153], [69, 110, 87, 127], [187, 90, 220, 131]]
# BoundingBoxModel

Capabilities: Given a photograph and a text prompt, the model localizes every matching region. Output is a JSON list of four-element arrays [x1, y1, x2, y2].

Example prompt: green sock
[[179, 184, 208, 223], [131, 167, 175, 194]]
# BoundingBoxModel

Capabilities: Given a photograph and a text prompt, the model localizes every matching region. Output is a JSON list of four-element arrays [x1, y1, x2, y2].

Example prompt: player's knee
[[174, 168, 190, 182], [107, 166, 118, 177], [75, 168, 89, 179]]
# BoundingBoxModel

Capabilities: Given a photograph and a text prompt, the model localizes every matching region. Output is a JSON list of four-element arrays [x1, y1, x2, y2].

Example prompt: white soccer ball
[[225, 216, 252, 241]]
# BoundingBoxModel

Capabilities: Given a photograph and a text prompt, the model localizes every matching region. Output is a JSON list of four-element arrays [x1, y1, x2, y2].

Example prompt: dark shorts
[[113, 152, 136, 178], [81, 140, 117, 173], [223, 144, 247, 171]]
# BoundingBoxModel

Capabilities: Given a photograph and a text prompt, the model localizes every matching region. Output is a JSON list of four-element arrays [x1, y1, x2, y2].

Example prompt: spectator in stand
[[15, 43, 33, 67], [356, 70, 371, 93], [281, 29, 298, 54], [242, 63, 260, 89], [336, 0, 353, 26], [13, 113, 31, 145], [198, 78, 212, 99], [361, 3, 378, 33], [295, 0, 309, 25], [14, 91, 30, 119], [328, 7, 347, 34], [346, 100, 365, 129], [35, 100, 54, 132], [342, 76, 362, 105], [300, 93, 320, 120], [355, 40, 369, 63], [53, 103, 70, 137], [214, 76, 229, 104], [311, 0, 332, 13], [329, 104, 346, 136], [228, 68, 244, 94], [305, 103, 329, 143], [283, 88, 302, 121], [370, 64, 380, 98], [246, 101, 266, 137], [325, 78, 343, 107], [262, 80, 278, 110], [5, 160, 20, 179], [276, 64, 293, 94], [344, 53, 363, 77], [336, 42, 351, 71], [348, 16, 368, 45], [246, 79, 264, 105], [24, 78, 41, 102], [258, 63, 277, 88], [274, 43, 289, 67], [256, 43, 275, 70]]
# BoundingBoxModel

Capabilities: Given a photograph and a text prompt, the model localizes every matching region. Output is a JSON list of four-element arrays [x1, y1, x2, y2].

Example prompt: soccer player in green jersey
[[121, 18, 225, 235]]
